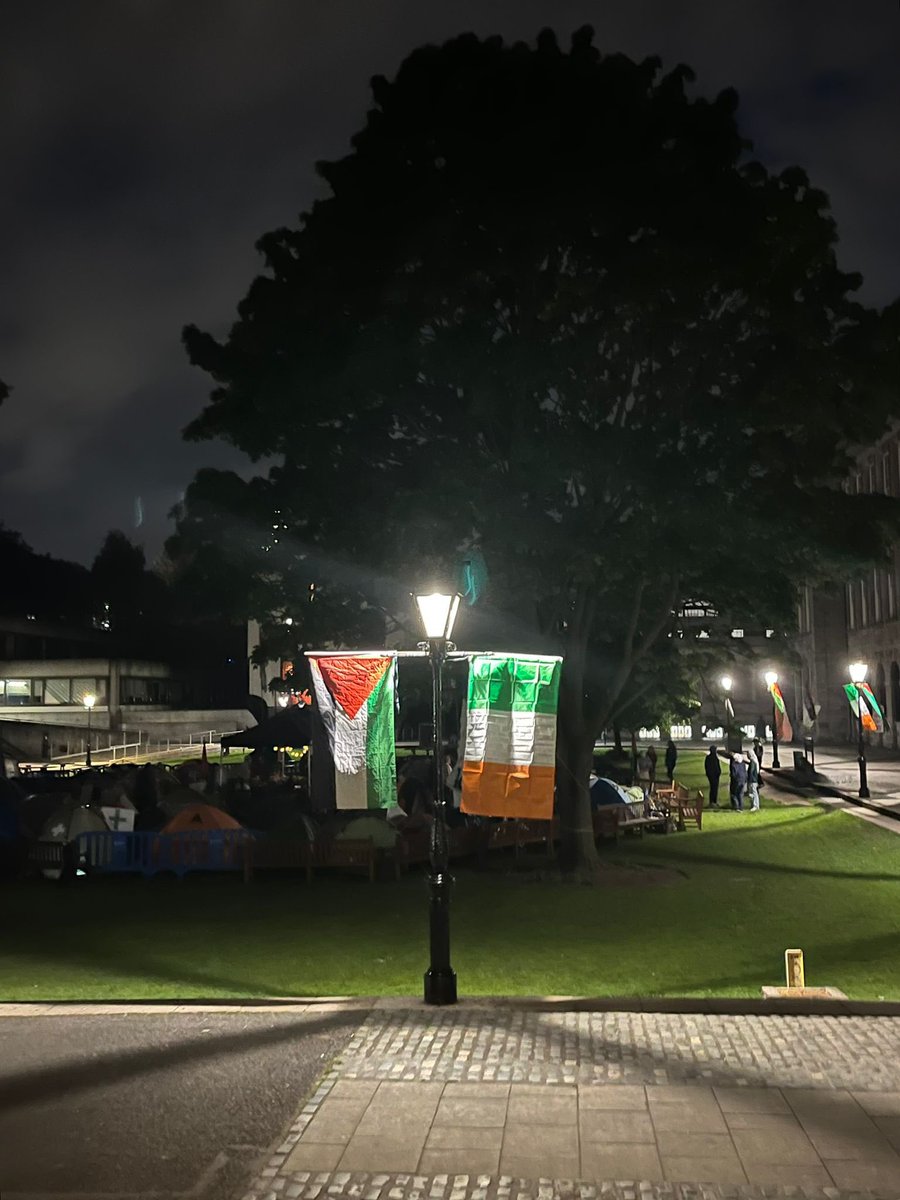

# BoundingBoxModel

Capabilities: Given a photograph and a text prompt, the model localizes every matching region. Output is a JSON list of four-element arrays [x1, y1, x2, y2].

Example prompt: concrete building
[[842, 427, 900, 746], [0, 616, 252, 760]]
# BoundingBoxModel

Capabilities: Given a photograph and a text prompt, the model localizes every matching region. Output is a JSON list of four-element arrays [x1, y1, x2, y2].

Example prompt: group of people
[[635, 740, 679, 798], [704, 738, 764, 811]]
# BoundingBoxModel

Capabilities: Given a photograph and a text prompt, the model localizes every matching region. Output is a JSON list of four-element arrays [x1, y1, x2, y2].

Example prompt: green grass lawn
[[4, 752, 900, 1001]]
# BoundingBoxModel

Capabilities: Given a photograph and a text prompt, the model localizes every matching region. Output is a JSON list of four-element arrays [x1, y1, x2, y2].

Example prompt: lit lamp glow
[[849, 661, 870, 798], [414, 592, 461, 641], [763, 671, 781, 768], [414, 590, 461, 1006], [83, 693, 96, 769]]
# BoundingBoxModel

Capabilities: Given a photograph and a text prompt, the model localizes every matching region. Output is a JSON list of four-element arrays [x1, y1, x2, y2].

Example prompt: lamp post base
[[424, 967, 458, 1006], [858, 754, 870, 799]]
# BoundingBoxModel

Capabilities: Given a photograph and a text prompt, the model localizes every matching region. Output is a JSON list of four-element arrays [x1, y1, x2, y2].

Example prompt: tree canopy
[[174, 27, 900, 864]]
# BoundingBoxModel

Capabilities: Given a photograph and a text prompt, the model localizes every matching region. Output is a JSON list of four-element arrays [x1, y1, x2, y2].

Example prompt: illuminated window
[[731, 628, 744, 639], [670, 724, 693, 740], [638, 726, 660, 741], [765, 629, 775, 638], [704, 726, 724, 740]]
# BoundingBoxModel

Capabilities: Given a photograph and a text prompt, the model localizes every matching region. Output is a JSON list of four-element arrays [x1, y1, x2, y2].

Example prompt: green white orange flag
[[461, 654, 562, 820], [768, 680, 793, 742], [307, 653, 397, 810], [843, 682, 883, 733]]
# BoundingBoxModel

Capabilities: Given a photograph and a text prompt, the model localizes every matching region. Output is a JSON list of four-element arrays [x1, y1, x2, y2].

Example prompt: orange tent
[[161, 803, 243, 834]]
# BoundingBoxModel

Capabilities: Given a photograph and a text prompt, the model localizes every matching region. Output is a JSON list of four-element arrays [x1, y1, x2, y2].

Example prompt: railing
[[42, 730, 246, 767], [77, 829, 251, 878]]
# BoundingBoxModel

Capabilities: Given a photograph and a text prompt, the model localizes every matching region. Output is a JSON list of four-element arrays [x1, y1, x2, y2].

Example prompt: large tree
[[175, 29, 900, 869]]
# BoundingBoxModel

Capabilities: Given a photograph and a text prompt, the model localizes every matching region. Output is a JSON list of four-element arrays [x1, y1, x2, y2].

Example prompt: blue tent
[[590, 776, 630, 808]]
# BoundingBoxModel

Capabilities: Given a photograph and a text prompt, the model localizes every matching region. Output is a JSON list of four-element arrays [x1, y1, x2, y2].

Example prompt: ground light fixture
[[763, 671, 781, 768], [414, 590, 461, 1006], [83, 692, 96, 768], [848, 660, 870, 798]]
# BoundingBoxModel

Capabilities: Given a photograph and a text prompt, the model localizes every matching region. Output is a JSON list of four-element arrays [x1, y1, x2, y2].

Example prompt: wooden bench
[[244, 838, 377, 883], [675, 792, 704, 830], [242, 838, 309, 883]]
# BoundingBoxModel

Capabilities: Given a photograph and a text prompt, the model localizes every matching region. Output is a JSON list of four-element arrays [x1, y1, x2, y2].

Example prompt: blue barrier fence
[[77, 829, 251, 878]]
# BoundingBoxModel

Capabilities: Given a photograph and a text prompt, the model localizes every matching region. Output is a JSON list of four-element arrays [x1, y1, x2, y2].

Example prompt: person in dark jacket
[[746, 748, 761, 811], [704, 745, 722, 808], [753, 735, 764, 769], [664, 739, 678, 783], [729, 753, 748, 811]]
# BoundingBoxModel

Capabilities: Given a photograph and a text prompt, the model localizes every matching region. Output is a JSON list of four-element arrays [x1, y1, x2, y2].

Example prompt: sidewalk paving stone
[[241, 1006, 900, 1200]]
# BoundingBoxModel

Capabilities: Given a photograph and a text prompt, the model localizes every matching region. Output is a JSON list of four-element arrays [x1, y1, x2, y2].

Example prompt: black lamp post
[[764, 672, 781, 769], [415, 590, 461, 1007], [84, 693, 96, 768], [849, 661, 870, 799]]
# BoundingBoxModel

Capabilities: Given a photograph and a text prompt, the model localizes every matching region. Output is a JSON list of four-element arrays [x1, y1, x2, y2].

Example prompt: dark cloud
[[1, 0, 898, 562]]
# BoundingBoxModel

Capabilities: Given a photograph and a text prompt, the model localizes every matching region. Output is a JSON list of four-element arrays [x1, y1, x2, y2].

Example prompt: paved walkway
[[240, 1004, 900, 1200]]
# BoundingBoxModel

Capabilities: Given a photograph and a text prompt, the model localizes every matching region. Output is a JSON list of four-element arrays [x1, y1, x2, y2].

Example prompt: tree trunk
[[555, 633, 599, 874], [613, 726, 623, 755], [556, 723, 597, 874]]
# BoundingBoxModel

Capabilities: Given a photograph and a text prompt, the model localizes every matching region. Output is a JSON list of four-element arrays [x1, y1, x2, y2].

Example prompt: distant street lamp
[[764, 671, 781, 769], [415, 590, 461, 1006], [83, 693, 96, 769], [849, 660, 870, 799]]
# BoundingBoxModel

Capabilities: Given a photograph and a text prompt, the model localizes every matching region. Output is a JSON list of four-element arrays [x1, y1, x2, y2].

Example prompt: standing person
[[665, 738, 678, 783], [705, 745, 722, 808], [746, 748, 761, 811], [729, 753, 748, 811], [636, 749, 653, 803], [753, 735, 764, 770], [646, 744, 658, 792]]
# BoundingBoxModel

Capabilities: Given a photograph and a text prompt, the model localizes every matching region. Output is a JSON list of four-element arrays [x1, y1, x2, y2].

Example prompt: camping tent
[[590, 777, 632, 807], [161, 803, 243, 834], [222, 705, 313, 751], [38, 802, 109, 879], [40, 801, 108, 842]]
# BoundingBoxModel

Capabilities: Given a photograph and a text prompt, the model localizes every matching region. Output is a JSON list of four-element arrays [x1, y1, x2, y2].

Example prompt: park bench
[[243, 837, 377, 883], [242, 837, 308, 883], [303, 838, 377, 883], [675, 792, 704, 830]]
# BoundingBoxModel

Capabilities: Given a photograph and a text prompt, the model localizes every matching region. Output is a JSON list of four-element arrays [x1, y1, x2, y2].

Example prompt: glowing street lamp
[[764, 671, 781, 769], [849, 661, 870, 799], [414, 590, 461, 1006], [83, 693, 96, 769]]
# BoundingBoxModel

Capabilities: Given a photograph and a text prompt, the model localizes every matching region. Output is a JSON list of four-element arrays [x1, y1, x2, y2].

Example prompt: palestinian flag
[[768, 680, 793, 742], [461, 654, 561, 820], [307, 653, 397, 809], [844, 683, 883, 734]]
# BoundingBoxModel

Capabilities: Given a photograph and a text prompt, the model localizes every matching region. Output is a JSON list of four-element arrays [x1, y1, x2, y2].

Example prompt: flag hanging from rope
[[461, 654, 561, 820], [768, 680, 793, 742], [308, 653, 397, 809], [843, 682, 883, 734]]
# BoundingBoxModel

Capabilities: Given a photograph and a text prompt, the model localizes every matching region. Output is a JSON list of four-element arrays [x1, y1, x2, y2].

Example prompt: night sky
[[2, 1, 898, 565]]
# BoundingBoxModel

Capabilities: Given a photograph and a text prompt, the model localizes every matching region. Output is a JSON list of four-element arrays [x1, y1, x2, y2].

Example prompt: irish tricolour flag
[[461, 654, 561, 820], [308, 653, 397, 810]]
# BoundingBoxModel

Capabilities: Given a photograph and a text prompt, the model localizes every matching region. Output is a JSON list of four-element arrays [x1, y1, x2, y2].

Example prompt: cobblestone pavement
[[238, 1006, 900, 1200]]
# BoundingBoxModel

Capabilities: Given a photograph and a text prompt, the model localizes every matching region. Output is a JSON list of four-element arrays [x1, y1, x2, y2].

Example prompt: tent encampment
[[161, 803, 243, 834]]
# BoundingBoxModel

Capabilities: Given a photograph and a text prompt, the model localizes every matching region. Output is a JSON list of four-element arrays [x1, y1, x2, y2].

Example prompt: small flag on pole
[[844, 683, 882, 733], [308, 653, 397, 810], [461, 654, 561, 820], [768, 680, 793, 742]]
